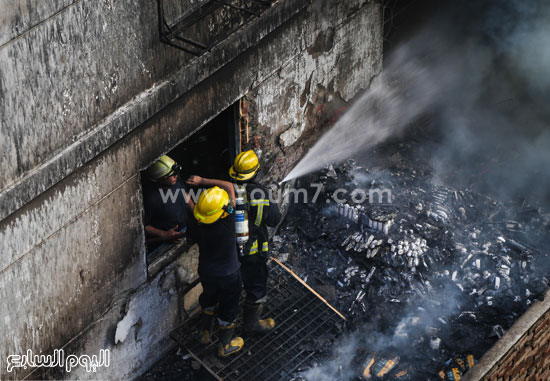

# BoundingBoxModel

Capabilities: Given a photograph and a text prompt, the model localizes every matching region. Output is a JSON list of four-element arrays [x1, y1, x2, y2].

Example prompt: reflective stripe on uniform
[[250, 199, 269, 226], [248, 240, 268, 255], [249, 240, 259, 255], [249, 199, 270, 206]]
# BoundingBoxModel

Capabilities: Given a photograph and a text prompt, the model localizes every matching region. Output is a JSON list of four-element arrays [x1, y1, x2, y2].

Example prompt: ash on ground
[[138, 347, 212, 381], [275, 156, 550, 380]]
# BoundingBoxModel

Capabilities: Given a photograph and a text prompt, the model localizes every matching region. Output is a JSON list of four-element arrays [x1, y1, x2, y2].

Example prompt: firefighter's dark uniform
[[143, 177, 190, 252], [187, 214, 241, 323], [228, 149, 280, 335], [240, 182, 281, 302], [188, 186, 244, 357]]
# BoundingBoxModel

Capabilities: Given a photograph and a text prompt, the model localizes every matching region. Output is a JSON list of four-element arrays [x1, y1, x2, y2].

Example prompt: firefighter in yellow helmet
[[229, 150, 281, 335], [186, 150, 281, 336], [186, 185, 245, 358], [142, 155, 194, 251]]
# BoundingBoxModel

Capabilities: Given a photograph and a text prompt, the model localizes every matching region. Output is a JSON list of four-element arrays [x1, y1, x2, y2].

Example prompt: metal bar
[[271, 257, 348, 321], [193, 290, 318, 356], [181, 277, 201, 295], [174, 35, 209, 50], [229, 297, 321, 373], [265, 350, 312, 381], [161, 39, 202, 56], [232, 101, 240, 162], [218, 292, 315, 371], [181, 291, 318, 375], [237, 99, 244, 151], [219, 299, 317, 373], [170, 259, 345, 381], [235, 304, 331, 380], [157, 0, 166, 35], [163, 20, 172, 34], [167, 1, 224, 39]]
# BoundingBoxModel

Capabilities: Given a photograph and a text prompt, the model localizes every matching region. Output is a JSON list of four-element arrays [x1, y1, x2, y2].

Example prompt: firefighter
[[143, 155, 194, 251], [187, 186, 245, 358], [229, 150, 281, 335]]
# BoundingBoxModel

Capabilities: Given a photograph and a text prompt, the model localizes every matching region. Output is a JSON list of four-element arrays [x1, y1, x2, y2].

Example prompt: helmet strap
[[222, 200, 235, 215]]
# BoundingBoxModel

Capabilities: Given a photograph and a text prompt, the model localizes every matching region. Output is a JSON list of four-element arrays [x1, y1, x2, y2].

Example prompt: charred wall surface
[[0, 0, 382, 379], [243, 0, 382, 183], [0, 0, 186, 201]]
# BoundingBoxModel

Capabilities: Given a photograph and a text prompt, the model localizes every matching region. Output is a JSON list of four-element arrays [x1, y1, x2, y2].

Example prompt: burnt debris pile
[[273, 159, 550, 380]]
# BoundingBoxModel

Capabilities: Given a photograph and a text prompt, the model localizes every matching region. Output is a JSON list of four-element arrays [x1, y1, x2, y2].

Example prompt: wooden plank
[[270, 257, 347, 321]]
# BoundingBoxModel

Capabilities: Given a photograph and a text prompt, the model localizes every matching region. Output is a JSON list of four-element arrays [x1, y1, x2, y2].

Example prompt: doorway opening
[[167, 104, 239, 182], [141, 101, 240, 276]]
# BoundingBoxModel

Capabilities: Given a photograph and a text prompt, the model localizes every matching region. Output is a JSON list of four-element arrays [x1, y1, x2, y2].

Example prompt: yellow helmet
[[146, 155, 180, 180], [229, 150, 260, 181], [194, 187, 233, 224]]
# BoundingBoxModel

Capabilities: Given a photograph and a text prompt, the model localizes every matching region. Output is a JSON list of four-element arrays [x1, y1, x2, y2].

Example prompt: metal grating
[[171, 259, 346, 381], [157, 0, 276, 56]]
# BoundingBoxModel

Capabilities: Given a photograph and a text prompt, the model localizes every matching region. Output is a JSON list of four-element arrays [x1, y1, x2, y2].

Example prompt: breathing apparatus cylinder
[[234, 184, 249, 255]]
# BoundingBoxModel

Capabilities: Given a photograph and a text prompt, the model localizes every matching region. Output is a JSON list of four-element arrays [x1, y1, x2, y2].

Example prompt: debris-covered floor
[[270, 137, 550, 380], [141, 135, 550, 381]]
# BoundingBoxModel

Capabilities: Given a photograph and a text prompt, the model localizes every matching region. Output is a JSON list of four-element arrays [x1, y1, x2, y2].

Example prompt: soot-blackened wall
[[0, 1, 382, 379]]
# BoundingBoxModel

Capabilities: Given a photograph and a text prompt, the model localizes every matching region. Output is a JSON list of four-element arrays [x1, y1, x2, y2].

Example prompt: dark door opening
[[168, 104, 239, 182], [141, 102, 239, 266]]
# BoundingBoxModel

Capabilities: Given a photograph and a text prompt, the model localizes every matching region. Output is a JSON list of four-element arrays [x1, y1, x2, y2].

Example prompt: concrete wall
[[0, 0, 383, 379], [464, 289, 550, 381], [0, 0, 187, 194], [245, 0, 383, 183]]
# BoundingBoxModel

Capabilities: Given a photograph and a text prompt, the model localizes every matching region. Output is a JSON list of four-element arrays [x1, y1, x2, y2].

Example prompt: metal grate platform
[[171, 258, 346, 381]]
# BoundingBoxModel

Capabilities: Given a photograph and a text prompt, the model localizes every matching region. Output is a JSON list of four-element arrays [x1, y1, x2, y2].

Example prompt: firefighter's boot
[[217, 323, 244, 358], [243, 302, 275, 335], [199, 309, 215, 345]]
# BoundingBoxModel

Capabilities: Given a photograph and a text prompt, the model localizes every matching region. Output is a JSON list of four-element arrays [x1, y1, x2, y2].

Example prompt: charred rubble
[[273, 159, 550, 380]]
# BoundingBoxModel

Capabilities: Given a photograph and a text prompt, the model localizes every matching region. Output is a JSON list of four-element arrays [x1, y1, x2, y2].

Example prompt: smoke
[[294, 0, 550, 379], [283, 32, 457, 181], [285, 0, 550, 208], [302, 278, 465, 381], [426, 0, 550, 206], [484, 1, 550, 96], [301, 335, 359, 381]]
